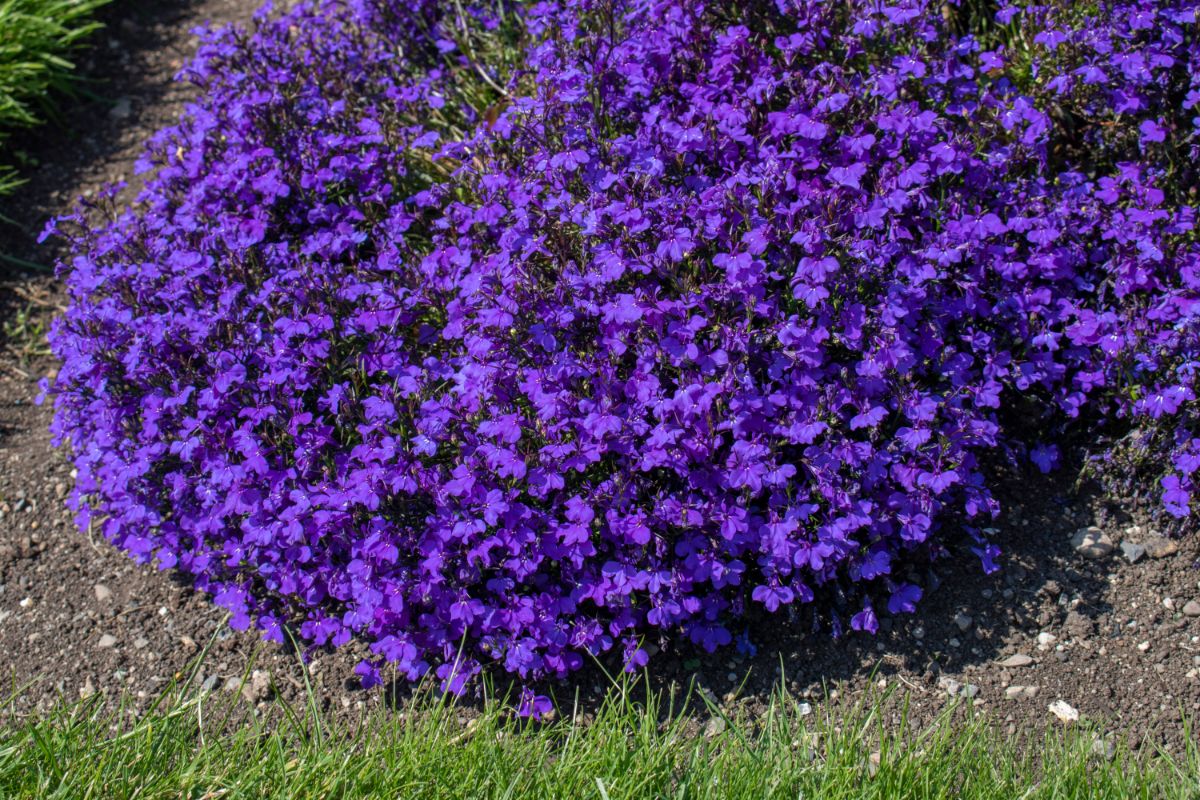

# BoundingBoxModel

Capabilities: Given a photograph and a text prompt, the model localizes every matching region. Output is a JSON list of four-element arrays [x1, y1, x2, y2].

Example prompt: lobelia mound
[[43, 0, 1199, 712]]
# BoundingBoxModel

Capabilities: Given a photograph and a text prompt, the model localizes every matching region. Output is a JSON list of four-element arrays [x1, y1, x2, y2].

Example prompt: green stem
[[0, 251, 54, 273]]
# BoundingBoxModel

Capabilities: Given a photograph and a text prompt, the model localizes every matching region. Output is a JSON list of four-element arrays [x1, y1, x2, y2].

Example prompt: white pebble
[[1048, 700, 1079, 723]]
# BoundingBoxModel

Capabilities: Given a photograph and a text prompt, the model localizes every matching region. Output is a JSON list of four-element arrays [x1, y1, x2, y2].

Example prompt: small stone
[[1049, 700, 1079, 724], [797, 702, 813, 716], [201, 675, 220, 692], [79, 678, 95, 699], [938, 676, 962, 696], [1183, 601, 1200, 618], [1120, 541, 1146, 564], [18, 597, 32, 609], [93, 584, 112, 603], [912, 626, 925, 640], [1071, 527, 1114, 559], [223, 677, 241, 693], [242, 670, 272, 704], [1144, 536, 1179, 559], [1043, 581, 1062, 598], [180, 636, 197, 653], [866, 751, 881, 779], [727, 672, 737, 683], [134, 637, 149, 650], [1137, 641, 1151, 652], [704, 717, 726, 738], [97, 634, 117, 648], [953, 612, 973, 632], [960, 684, 979, 699], [1091, 737, 1116, 762], [1165, 598, 1177, 611], [1000, 654, 1034, 668], [1004, 685, 1033, 700], [1037, 632, 1057, 647]]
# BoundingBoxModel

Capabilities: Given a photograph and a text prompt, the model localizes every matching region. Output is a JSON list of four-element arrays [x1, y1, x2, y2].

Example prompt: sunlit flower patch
[[44, 0, 1200, 708]]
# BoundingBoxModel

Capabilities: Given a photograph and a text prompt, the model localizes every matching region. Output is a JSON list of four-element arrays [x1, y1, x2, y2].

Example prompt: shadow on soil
[[0, 0, 246, 267], [369, 469, 1123, 725]]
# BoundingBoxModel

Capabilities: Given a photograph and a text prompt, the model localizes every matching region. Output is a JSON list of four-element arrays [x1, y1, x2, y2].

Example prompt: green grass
[[0, 0, 110, 195], [0, 674, 1196, 799]]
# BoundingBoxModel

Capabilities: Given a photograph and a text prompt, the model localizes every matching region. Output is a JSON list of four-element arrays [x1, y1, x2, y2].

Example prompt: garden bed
[[1, 356, 1198, 753], [0, 0, 1197, 761]]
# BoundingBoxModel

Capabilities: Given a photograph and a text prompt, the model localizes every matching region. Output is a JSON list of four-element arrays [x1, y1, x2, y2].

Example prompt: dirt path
[[0, 0, 1197, 754]]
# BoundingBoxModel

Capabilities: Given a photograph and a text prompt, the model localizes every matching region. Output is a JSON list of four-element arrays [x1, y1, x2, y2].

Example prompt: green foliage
[[2, 300, 51, 361], [0, 0, 110, 194], [0, 677, 1196, 799]]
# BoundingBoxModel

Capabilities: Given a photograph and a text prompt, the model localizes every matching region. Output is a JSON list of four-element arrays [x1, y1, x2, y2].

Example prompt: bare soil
[[0, 0, 1197, 755]]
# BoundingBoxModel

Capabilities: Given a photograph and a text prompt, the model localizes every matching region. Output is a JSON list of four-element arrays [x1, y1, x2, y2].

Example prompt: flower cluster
[[45, 0, 1199, 709]]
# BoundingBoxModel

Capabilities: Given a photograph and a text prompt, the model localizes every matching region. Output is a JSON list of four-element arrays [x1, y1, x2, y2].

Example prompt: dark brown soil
[[0, 0, 1197, 756]]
